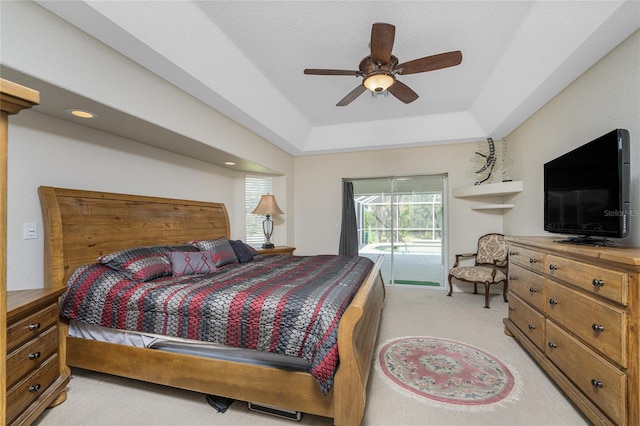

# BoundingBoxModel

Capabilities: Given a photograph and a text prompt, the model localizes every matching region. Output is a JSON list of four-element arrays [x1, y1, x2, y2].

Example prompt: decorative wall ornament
[[467, 138, 510, 185]]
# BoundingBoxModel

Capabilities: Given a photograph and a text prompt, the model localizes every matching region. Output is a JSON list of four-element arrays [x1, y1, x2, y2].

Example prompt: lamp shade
[[251, 194, 283, 216], [363, 72, 395, 92]]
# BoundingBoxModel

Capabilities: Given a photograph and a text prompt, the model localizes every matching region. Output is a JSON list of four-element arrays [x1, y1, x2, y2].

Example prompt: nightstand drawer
[[7, 303, 58, 352], [508, 294, 545, 351], [546, 279, 626, 367], [6, 354, 60, 424], [546, 254, 627, 305], [7, 326, 59, 387], [546, 321, 626, 425], [508, 264, 546, 311]]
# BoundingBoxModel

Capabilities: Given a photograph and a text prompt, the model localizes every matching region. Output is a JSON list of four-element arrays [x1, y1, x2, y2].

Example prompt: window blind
[[245, 175, 273, 247]]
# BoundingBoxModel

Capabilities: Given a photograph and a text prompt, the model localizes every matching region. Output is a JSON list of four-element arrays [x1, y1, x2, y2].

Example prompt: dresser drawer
[[546, 254, 627, 305], [546, 279, 626, 367], [508, 294, 545, 350], [508, 264, 546, 311], [509, 245, 546, 273], [7, 326, 59, 387], [6, 354, 60, 424], [7, 303, 58, 352], [546, 321, 626, 425]]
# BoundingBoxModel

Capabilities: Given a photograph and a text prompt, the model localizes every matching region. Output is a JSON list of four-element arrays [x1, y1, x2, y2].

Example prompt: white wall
[[293, 143, 505, 267], [7, 111, 242, 291], [504, 29, 640, 246]]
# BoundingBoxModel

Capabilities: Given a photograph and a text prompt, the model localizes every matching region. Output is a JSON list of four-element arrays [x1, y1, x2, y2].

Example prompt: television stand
[[555, 235, 617, 247]]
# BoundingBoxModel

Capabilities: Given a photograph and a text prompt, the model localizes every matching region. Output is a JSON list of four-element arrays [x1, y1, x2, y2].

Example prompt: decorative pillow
[[229, 240, 256, 263], [98, 245, 198, 282], [246, 244, 259, 256], [168, 251, 217, 277], [189, 238, 238, 267]]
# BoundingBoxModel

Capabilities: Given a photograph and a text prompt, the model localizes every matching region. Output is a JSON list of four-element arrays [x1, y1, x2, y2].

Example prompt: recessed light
[[224, 161, 236, 166], [65, 109, 97, 119]]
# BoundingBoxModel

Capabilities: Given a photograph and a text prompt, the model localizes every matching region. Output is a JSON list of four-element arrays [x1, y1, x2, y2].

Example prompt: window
[[350, 175, 447, 286], [245, 175, 273, 247]]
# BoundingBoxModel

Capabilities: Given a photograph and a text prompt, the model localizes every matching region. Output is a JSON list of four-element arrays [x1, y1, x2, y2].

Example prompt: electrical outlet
[[24, 223, 38, 239]]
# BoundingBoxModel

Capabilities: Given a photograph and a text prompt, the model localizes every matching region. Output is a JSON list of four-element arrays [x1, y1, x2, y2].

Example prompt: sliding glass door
[[350, 175, 446, 287]]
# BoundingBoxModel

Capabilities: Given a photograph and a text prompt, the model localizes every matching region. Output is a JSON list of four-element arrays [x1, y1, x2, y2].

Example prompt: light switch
[[24, 223, 38, 239]]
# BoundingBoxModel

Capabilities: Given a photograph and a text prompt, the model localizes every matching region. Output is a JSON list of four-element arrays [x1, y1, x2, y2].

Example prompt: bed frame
[[38, 186, 385, 425]]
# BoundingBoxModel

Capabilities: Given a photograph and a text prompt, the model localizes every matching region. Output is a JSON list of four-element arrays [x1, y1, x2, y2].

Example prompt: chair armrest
[[488, 259, 508, 279], [452, 252, 476, 268]]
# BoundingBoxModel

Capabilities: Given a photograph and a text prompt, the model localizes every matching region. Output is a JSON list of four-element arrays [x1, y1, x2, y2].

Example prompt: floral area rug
[[375, 336, 521, 411]]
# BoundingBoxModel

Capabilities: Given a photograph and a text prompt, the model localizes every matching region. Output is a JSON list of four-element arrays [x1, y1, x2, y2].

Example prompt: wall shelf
[[453, 181, 523, 213], [452, 181, 523, 198], [471, 203, 515, 210]]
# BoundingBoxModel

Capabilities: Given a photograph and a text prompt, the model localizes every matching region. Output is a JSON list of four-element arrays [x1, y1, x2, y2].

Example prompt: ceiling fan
[[304, 23, 462, 106]]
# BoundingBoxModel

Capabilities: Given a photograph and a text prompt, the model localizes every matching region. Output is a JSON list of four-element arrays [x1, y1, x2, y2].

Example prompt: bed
[[38, 186, 385, 425]]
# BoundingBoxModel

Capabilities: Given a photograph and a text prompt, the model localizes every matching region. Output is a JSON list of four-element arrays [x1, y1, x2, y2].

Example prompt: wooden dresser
[[0, 78, 68, 424], [6, 289, 69, 425], [504, 236, 640, 425]]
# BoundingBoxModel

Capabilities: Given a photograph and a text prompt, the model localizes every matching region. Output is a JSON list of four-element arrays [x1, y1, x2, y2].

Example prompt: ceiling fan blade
[[337, 85, 367, 106], [388, 80, 419, 104], [370, 23, 395, 65], [304, 69, 361, 76], [397, 50, 463, 75]]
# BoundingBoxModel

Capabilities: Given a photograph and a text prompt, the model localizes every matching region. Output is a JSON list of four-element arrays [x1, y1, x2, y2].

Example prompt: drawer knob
[[592, 279, 605, 287], [548, 342, 557, 348], [29, 384, 41, 393], [549, 264, 558, 271], [528, 324, 536, 330], [509, 251, 518, 256], [28, 322, 41, 331], [549, 299, 558, 305], [529, 287, 537, 293], [592, 324, 605, 332], [509, 275, 516, 281], [508, 306, 515, 311], [590, 379, 604, 389], [28, 351, 41, 360], [529, 258, 537, 264]]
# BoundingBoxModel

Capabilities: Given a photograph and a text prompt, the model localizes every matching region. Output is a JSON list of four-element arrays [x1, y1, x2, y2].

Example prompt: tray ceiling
[[31, 1, 640, 156]]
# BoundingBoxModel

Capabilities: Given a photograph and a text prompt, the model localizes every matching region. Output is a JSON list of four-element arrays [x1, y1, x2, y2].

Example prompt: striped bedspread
[[59, 254, 374, 394]]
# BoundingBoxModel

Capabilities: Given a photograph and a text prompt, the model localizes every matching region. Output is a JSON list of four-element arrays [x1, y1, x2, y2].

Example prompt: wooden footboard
[[39, 186, 386, 425]]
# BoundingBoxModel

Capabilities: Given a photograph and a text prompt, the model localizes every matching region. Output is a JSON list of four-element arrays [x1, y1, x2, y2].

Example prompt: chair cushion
[[476, 234, 508, 266], [449, 266, 506, 283]]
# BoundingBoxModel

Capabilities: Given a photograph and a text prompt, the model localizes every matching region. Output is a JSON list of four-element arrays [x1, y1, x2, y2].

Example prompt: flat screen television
[[544, 128, 631, 246]]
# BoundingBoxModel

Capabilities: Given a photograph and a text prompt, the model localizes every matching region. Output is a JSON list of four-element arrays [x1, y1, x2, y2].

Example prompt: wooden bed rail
[[335, 255, 385, 425]]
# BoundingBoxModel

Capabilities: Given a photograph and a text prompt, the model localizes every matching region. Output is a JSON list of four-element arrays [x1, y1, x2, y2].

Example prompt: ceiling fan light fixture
[[363, 72, 395, 92]]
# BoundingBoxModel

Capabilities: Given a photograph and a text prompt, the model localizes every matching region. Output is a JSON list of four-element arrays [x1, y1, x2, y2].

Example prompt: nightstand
[[257, 246, 296, 256], [6, 288, 69, 425]]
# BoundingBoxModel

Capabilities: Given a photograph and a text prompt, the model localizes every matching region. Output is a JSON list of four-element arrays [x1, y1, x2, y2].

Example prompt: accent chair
[[447, 233, 509, 308]]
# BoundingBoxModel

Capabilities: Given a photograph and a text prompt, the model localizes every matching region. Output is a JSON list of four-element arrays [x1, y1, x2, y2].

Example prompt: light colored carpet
[[35, 286, 589, 425]]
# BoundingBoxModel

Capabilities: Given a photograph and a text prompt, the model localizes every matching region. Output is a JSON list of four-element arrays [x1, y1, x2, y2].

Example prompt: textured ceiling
[[31, 1, 640, 156]]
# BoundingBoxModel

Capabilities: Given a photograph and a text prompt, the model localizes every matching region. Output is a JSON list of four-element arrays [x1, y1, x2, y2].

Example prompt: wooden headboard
[[38, 186, 230, 290]]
